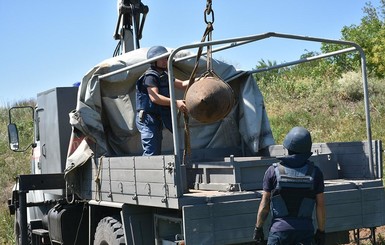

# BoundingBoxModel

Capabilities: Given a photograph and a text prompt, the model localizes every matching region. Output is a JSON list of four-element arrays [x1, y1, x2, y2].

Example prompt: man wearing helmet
[[136, 46, 188, 156], [253, 126, 326, 245]]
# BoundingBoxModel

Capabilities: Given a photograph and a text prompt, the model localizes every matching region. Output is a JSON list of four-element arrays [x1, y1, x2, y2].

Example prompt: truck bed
[[76, 140, 385, 243]]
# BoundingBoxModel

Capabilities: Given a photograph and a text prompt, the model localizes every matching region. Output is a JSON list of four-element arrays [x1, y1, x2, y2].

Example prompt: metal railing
[[167, 32, 373, 179], [99, 32, 374, 181]]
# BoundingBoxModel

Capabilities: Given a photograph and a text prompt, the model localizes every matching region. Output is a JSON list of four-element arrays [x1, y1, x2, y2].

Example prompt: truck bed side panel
[[183, 199, 259, 245], [79, 155, 180, 208]]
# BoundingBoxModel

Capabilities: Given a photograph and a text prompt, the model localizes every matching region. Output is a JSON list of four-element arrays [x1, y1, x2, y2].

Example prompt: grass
[[0, 208, 14, 244], [258, 72, 385, 145], [0, 101, 34, 244]]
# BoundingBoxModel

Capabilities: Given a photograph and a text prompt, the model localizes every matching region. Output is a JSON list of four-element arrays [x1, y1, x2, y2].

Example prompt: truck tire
[[14, 211, 32, 245], [93, 216, 126, 245], [14, 213, 21, 245]]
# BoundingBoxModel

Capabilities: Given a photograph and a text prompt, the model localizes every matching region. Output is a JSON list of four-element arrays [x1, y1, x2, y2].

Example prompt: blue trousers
[[160, 108, 173, 133], [136, 112, 162, 156], [267, 230, 314, 245]]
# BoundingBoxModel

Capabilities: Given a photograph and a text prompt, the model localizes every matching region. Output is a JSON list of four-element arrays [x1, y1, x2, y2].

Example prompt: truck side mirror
[[8, 106, 35, 152], [8, 123, 20, 151]]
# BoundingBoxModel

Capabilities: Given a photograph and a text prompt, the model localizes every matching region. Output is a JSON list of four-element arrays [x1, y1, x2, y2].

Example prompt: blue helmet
[[283, 127, 312, 154], [147, 46, 168, 60]]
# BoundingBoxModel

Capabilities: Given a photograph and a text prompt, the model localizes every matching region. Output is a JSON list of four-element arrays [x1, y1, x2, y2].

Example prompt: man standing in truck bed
[[136, 45, 188, 156], [254, 126, 326, 245]]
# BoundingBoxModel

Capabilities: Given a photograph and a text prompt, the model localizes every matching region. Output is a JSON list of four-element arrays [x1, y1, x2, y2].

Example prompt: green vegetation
[[255, 69, 385, 145], [255, 0, 385, 145], [321, 0, 385, 78], [0, 100, 36, 244]]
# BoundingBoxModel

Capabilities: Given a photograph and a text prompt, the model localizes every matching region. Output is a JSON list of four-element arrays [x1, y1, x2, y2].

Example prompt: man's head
[[283, 126, 312, 155], [147, 46, 168, 70]]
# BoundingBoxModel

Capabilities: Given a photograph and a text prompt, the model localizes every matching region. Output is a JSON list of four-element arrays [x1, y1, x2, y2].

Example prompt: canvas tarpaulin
[[64, 47, 275, 183]]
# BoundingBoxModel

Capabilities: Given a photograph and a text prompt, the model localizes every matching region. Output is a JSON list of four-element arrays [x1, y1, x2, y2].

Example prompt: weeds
[[258, 70, 385, 144], [0, 106, 32, 244]]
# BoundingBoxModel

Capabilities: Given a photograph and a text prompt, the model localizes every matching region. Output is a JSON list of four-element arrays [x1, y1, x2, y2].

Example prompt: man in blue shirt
[[254, 126, 326, 245], [136, 46, 188, 155]]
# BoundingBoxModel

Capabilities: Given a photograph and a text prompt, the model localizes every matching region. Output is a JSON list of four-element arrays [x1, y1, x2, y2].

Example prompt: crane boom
[[114, 0, 148, 55]]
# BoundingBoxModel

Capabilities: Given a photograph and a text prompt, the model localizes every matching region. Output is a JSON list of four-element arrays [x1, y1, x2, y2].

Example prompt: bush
[[337, 71, 365, 101]]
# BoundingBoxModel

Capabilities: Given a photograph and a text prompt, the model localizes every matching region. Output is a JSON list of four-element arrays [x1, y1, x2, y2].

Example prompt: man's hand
[[176, 99, 188, 113], [253, 227, 264, 244], [314, 229, 326, 245]]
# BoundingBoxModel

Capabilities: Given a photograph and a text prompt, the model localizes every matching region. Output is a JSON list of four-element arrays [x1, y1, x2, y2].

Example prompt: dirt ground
[[344, 226, 385, 244]]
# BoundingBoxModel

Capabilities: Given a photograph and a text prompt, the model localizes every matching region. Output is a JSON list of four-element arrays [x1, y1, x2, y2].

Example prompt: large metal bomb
[[185, 75, 234, 123]]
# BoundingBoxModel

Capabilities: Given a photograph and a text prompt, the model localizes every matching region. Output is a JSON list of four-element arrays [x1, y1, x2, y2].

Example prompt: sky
[[0, 0, 380, 104]]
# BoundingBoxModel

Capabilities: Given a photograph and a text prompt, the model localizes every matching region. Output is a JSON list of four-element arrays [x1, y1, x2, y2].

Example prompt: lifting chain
[[204, 0, 214, 25], [182, 0, 216, 164], [204, 0, 214, 71], [186, 0, 215, 87]]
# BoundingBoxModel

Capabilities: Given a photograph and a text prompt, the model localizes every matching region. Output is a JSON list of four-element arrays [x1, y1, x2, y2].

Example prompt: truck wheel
[[14, 211, 32, 245], [14, 215, 20, 245], [93, 216, 125, 245]]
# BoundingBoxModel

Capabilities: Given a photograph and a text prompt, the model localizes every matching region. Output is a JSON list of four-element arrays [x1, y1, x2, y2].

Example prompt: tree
[[321, 0, 385, 78], [253, 59, 280, 86]]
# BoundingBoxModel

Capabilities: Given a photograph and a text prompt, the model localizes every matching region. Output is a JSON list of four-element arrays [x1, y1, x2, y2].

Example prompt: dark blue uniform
[[135, 67, 172, 155], [263, 154, 324, 245]]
